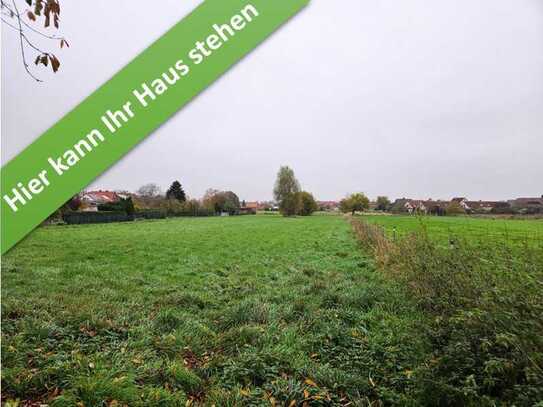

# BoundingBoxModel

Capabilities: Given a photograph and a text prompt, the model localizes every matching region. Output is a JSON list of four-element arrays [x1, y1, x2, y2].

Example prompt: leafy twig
[[11, 0, 42, 81]]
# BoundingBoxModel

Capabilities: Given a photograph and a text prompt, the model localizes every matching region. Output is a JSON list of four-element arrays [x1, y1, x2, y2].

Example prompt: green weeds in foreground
[[351, 217, 543, 405]]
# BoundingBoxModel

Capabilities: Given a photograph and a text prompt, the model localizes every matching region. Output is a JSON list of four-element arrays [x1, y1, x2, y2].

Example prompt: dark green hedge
[[134, 210, 167, 220], [62, 208, 231, 225], [63, 211, 134, 225], [167, 209, 215, 217]]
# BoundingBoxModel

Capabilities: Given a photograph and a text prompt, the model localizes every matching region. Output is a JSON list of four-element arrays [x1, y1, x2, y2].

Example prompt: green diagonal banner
[[1, 0, 308, 254]]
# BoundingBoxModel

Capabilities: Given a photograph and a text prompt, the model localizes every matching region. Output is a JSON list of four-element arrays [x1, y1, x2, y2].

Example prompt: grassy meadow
[[362, 214, 543, 249], [2, 215, 427, 406], [2, 214, 542, 405]]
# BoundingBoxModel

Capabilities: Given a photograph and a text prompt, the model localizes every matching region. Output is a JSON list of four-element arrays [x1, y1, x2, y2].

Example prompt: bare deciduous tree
[[137, 183, 162, 198]]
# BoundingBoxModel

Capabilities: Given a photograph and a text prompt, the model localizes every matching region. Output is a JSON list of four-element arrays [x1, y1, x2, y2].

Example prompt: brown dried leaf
[[27, 11, 36, 21], [304, 378, 317, 387], [50, 55, 60, 72]]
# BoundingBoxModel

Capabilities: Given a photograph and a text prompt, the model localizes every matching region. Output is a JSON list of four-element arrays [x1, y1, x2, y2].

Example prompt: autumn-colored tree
[[183, 199, 201, 216], [1, 0, 68, 81], [203, 189, 222, 213], [66, 193, 81, 211], [203, 189, 240, 214]]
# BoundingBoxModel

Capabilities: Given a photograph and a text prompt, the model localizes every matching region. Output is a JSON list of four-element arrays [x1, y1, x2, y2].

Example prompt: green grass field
[[2, 215, 427, 406], [361, 214, 543, 248], [2, 214, 542, 406]]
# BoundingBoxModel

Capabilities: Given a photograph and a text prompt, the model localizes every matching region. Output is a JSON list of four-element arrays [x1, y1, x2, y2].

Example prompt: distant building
[[245, 201, 260, 210], [509, 196, 543, 209], [239, 201, 259, 215], [81, 190, 121, 211], [424, 200, 448, 216], [451, 197, 470, 210], [318, 201, 339, 211], [391, 198, 427, 214], [450, 197, 505, 213], [465, 200, 502, 213]]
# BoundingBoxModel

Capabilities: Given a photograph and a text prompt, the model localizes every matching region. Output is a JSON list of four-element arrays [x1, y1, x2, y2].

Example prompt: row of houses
[[391, 196, 543, 215], [79, 193, 278, 214], [80, 191, 543, 215], [241, 201, 278, 212]]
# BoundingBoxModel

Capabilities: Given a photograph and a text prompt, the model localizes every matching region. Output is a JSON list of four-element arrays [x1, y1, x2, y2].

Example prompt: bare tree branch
[[1, 16, 19, 30], [11, 0, 42, 82], [22, 32, 48, 54], [21, 17, 66, 41], [2, 0, 67, 81]]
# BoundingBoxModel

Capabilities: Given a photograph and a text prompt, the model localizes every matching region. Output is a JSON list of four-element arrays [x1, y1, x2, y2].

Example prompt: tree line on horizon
[[59, 166, 502, 221]]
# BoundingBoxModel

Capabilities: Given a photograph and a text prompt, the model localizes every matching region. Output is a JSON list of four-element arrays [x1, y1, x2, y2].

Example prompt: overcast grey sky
[[2, 0, 542, 201]]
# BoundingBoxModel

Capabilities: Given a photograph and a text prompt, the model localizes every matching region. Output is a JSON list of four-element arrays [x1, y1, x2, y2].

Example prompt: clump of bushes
[[273, 166, 318, 216], [350, 218, 543, 405], [98, 197, 135, 215], [340, 193, 370, 215]]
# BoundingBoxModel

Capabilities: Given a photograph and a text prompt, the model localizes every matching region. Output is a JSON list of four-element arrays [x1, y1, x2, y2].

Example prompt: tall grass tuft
[[350, 217, 543, 405]]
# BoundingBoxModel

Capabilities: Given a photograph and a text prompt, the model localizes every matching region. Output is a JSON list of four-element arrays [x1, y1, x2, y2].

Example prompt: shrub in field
[[376, 195, 391, 211], [97, 197, 135, 215], [350, 218, 543, 405], [159, 198, 185, 216], [445, 201, 466, 216], [340, 193, 370, 215], [182, 199, 201, 216], [273, 166, 301, 216], [157, 198, 215, 217], [279, 193, 299, 216], [296, 191, 318, 216], [202, 189, 241, 215]]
